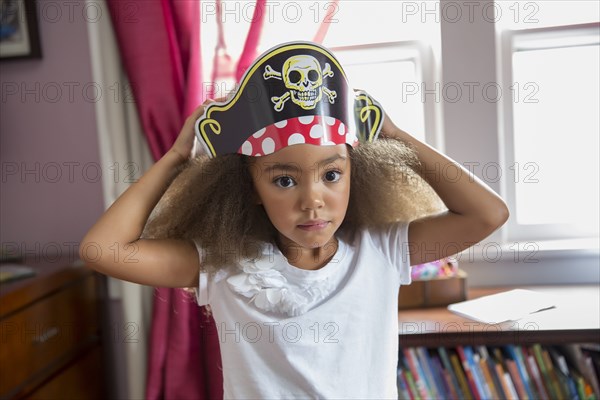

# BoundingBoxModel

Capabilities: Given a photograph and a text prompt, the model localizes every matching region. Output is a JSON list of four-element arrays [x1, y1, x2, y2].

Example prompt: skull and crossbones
[[263, 55, 337, 111]]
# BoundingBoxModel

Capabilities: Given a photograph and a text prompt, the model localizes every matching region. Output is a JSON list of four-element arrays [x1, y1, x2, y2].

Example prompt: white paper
[[447, 289, 557, 324]]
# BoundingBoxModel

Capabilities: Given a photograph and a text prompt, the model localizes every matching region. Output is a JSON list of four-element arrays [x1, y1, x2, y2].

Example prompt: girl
[[81, 42, 508, 399]]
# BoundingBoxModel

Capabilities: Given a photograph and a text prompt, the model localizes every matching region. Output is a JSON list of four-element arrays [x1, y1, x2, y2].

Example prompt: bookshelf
[[397, 285, 600, 400]]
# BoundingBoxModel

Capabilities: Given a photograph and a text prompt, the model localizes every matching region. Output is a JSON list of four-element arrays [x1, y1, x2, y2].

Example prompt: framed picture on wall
[[0, 0, 42, 60]]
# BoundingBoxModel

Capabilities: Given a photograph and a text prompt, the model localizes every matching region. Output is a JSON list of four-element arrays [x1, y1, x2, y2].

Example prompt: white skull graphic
[[282, 55, 323, 110], [263, 55, 336, 112]]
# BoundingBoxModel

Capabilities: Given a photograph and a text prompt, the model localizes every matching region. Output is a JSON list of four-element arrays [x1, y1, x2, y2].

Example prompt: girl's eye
[[274, 176, 296, 188], [324, 170, 342, 183]]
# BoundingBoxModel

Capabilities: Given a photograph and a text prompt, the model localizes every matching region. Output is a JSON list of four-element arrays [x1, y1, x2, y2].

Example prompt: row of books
[[397, 343, 600, 400]]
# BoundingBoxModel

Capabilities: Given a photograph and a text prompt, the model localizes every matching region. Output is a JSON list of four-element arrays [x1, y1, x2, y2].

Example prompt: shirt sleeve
[[191, 239, 210, 306], [368, 222, 412, 285]]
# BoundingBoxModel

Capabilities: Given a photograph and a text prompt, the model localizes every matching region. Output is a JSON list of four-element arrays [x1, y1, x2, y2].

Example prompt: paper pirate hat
[[195, 41, 384, 157]]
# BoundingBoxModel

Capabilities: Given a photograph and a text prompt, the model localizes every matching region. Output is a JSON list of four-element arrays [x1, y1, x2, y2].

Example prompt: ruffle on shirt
[[226, 243, 336, 317]]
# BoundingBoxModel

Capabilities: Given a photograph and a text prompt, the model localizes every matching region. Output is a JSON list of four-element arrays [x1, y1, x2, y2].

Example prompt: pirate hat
[[195, 41, 384, 157]]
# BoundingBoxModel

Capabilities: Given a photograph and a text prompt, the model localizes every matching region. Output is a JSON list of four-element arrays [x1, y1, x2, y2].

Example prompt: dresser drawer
[[26, 344, 105, 400], [0, 275, 99, 396]]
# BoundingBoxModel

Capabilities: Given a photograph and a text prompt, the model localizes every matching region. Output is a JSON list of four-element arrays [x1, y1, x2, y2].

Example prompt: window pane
[[512, 45, 599, 229], [496, 1, 600, 31], [343, 60, 425, 141]]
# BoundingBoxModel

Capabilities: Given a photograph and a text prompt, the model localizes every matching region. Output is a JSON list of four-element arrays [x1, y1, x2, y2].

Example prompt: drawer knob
[[32, 326, 59, 345]]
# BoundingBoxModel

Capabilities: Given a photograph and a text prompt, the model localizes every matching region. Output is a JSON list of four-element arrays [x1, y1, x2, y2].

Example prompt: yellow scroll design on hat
[[200, 118, 222, 157], [356, 94, 382, 143]]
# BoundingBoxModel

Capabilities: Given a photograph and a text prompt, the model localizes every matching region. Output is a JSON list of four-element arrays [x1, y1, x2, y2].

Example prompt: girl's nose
[[300, 184, 324, 210]]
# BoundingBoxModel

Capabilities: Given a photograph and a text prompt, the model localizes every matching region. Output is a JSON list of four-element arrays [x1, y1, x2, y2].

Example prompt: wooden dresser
[[0, 257, 107, 399]]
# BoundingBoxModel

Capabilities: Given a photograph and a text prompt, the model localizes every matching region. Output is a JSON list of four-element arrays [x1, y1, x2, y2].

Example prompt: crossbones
[[263, 55, 337, 111]]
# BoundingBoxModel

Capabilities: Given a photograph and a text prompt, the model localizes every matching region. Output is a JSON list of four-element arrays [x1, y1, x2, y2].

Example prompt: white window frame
[[499, 22, 600, 243], [331, 41, 441, 148]]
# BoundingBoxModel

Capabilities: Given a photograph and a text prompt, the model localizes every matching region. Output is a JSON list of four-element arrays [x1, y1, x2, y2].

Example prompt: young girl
[[81, 42, 509, 399]]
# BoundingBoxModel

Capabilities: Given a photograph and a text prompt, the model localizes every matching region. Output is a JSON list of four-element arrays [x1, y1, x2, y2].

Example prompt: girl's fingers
[[187, 102, 211, 123], [190, 96, 226, 121]]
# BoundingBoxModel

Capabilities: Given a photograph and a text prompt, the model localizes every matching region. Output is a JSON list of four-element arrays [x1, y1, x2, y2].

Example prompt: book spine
[[438, 347, 465, 399], [478, 356, 500, 399], [567, 373, 582, 400], [415, 347, 441, 398], [577, 375, 587, 400], [495, 363, 517, 400], [492, 347, 519, 400], [398, 352, 419, 400], [466, 347, 491, 399], [457, 346, 482, 400], [450, 352, 474, 400], [584, 355, 600, 399], [478, 346, 505, 399], [473, 354, 498, 399], [509, 345, 536, 399], [430, 353, 453, 398], [552, 348, 581, 400], [404, 348, 431, 400], [524, 350, 550, 400], [404, 370, 422, 400], [542, 348, 567, 399], [562, 344, 600, 399], [506, 359, 529, 400], [397, 368, 414, 400], [533, 343, 558, 399], [442, 368, 460, 399]]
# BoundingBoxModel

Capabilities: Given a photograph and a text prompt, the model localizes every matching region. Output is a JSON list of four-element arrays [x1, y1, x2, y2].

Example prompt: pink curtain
[[106, 1, 221, 398]]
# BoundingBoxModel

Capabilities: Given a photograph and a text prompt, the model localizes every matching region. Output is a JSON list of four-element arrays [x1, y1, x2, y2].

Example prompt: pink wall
[[0, 3, 104, 260]]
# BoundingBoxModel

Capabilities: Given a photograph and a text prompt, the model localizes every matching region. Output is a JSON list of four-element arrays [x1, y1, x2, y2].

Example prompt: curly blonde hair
[[143, 138, 442, 273]]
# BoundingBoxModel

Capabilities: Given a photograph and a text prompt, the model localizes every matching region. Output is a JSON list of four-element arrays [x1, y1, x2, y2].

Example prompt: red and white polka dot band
[[239, 115, 359, 157]]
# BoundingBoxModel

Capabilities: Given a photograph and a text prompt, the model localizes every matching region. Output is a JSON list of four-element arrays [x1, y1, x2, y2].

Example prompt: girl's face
[[250, 144, 351, 252]]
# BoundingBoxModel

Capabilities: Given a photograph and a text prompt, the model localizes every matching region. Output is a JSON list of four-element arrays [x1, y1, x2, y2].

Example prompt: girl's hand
[[379, 113, 404, 141], [170, 98, 217, 162]]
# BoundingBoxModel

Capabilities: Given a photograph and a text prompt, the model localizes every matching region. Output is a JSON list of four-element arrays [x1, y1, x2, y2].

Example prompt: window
[[331, 42, 437, 144], [499, 23, 600, 242], [200, 0, 441, 145]]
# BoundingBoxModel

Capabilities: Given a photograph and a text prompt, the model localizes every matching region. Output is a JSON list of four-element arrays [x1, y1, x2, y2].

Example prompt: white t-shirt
[[194, 223, 411, 399]]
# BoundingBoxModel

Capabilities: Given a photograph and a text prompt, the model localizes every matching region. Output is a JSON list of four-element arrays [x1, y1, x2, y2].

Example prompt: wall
[[1, 1, 597, 281], [0, 1, 105, 259], [438, 0, 599, 286]]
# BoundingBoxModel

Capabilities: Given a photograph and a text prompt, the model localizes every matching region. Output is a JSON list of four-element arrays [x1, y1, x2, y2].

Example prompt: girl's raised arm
[[381, 115, 510, 266], [79, 104, 211, 288]]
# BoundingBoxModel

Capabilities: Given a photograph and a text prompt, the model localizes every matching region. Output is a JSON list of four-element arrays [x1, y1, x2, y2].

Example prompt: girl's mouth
[[298, 222, 330, 231]]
